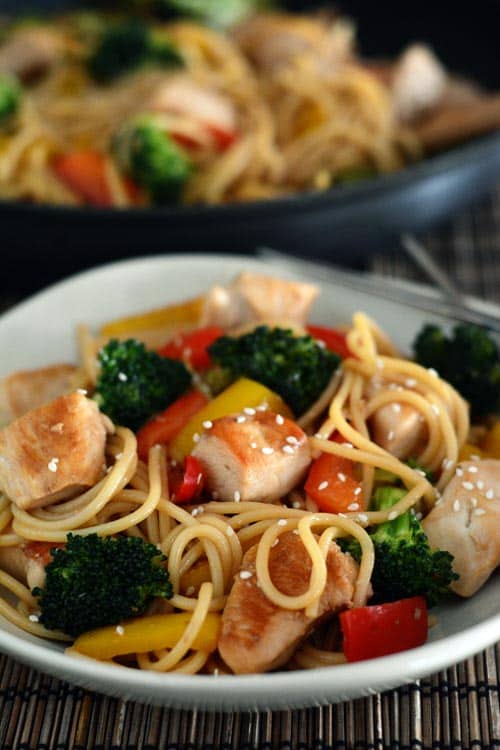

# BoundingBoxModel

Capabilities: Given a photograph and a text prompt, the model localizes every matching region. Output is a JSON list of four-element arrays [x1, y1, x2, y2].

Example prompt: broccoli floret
[[112, 115, 192, 203], [128, 0, 268, 28], [414, 323, 500, 418], [0, 74, 22, 131], [33, 534, 172, 637], [95, 338, 191, 430], [341, 486, 457, 607], [208, 326, 340, 416], [88, 19, 183, 83]]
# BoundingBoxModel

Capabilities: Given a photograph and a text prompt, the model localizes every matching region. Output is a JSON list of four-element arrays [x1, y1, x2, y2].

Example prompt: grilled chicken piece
[[0, 364, 78, 426], [392, 44, 447, 123], [148, 75, 237, 135], [0, 392, 107, 510], [415, 96, 500, 152], [422, 459, 500, 597], [193, 410, 311, 503], [219, 531, 358, 673], [233, 13, 353, 73], [0, 27, 63, 81], [367, 378, 426, 460], [0, 543, 53, 591], [200, 272, 318, 329]]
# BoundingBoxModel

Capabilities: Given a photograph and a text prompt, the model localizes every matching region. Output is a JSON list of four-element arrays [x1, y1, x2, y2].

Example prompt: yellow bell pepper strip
[[481, 421, 500, 458], [180, 562, 211, 594], [100, 296, 204, 339], [73, 612, 221, 660], [169, 377, 291, 462], [458, 443, 485, 462]]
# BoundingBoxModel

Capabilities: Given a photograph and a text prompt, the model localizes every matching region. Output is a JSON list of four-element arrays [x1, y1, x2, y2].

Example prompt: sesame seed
[[77, 388, 88, 395], [387, 430, 395, 441], [233, 491, 241, 502], [239, 570, 252, 580], [28, 614, 39, 622], [486, 489, 495, 500], [415, 469, 427, 477], [47, 457, 59, 473], [354, 487, 362, 496], [118, 372, 128, 382], [337, 473, 346, 482], [470, 497, 478, 507], [442, 458, 454, 470], [286, 436, 298, 445], [196, 473, 203, 485], [474, 508, 486, 516], [292, 501, 302, 509], [202, 420, 213, 430], [453, 500, 461, 512], [262, 447, 274, 455], [170, 459, 177, 467], [314, 432, 326, 439], [388, 511, 398, 521], [406, 378, 417, 388], [318, 481, 329, 491], [358, 514, 369, 523], [462, 481, 474, 491], [415, 511, 423, 521], [115, 452, 123, 460], [468, 465, 478, 473], [271, 538, 280, 547], [477, 480, 485, 490], [50, 422, 64, 433], [276, 414, 284, 425], [277, 519, 287, 526], [347, 503, 359, 511], [236, 416, 246, 424], [250, 442, 258, 449], [455, 467, 464, 477], [376, 358, 384, 369], [244, 407, 256, 416], [191, 507, 204, 517], [186, 586, 195, 596], [193, 432, 200, 443], [282, 445, 294, 454], [431, 404, 440, 416], [226, 527, 235, 537], [428, 368, 439, 378], [116, 625, 125, 636], [343, 442, 354, 449], [471, 454, 480, 462], [392, 403, 401, 413]]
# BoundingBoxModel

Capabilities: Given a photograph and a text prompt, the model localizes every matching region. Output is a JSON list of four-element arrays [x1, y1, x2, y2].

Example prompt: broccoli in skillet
[[0, 74, 22, 131], [95, 338, 191, 430], [413, 323, 500, 418], [33, 534, 172, 637], [112, 115, 192, 203], [207, 326, 340, 416], [88, 19, 183, 83], [341, 486, 457, 608]]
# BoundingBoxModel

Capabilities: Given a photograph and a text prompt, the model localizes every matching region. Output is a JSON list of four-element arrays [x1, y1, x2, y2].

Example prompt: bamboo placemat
[[1, 187, 500, 749]]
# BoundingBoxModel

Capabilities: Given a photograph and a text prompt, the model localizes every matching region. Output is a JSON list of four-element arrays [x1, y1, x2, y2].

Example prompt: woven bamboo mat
[[1, 187, 500, 749]]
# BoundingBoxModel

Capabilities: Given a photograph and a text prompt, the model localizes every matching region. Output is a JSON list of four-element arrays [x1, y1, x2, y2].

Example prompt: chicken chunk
[[415, 95, 500, 152], [0, 27, 63, 81], [0, 392, 107, 510], [367, 378, 427, 459], [392, 44, 447, 123], [200, 272, 319, 329], [0, 543, 52, 591], [193, 410, 311, 503], [423, 459, 500, 597], [219, 531, 357, 673], [0, 364, 77, 426], [233, 13, 353, 74], [147, 75, 237, 134]]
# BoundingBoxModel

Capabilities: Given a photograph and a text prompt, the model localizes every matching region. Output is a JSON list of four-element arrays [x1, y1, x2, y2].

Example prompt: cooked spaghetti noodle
[[0, 274, 477, 675]]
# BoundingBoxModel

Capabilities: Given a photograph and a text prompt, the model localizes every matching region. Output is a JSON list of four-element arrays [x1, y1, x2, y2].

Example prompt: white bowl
[[0, 253, 498, 710]]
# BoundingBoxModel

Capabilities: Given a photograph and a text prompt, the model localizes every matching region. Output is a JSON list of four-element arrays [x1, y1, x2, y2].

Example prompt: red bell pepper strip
[[136, 390, 208, 461], [340, 596, 428, 662], [172, 125, 238, 153], [23, 542, 64, 566], [307, 325, 352, 359], [158, 326, 224, 370], [171, 455, 205, 504], [53, 150, 113, 207], [304, 451, 362, 514]]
